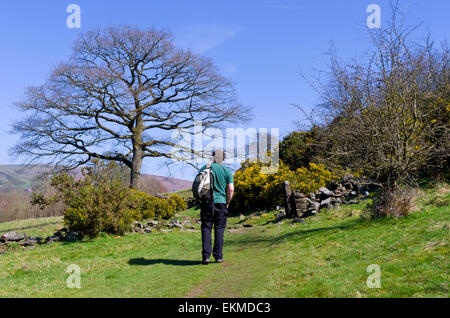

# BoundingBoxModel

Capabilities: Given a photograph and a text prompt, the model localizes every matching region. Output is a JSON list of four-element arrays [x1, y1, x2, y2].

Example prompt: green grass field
[[170, 188, 193, 199], [0, 184, 448, 297]]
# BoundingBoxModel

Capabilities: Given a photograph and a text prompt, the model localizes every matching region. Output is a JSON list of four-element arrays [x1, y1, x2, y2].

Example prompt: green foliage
[[43, 163, 139, 237], [167, 194, 188, 212], [279, 126, 323, 171], [31, 161, 187, 237], [231, 160, 338, 213], [128, 191, 186, 220]]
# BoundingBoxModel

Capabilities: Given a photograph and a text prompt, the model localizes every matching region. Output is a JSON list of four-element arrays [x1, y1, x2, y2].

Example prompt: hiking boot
[[215, 258, 224, 263], [202, 259, 210, 265]]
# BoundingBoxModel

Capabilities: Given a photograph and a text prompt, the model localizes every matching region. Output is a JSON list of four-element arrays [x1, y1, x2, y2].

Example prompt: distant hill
[[0, 165, 52, 192], [140, 174, 191, 193], [0, 165, 191, 193]]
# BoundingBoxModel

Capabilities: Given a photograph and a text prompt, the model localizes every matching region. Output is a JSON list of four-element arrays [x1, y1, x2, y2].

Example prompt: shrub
[[369, 188, 417, 219], [129, 191, 184, 220], [279, 126, 323, 171], [40, 164, 140, 237], [32, 161, 188, 237], [231, 160, 338, 213], [290, 163, 338, 194], [167, 194, 188, 212]]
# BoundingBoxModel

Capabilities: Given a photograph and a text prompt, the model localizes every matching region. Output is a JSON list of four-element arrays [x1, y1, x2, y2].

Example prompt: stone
[[144, 227, 153, 233], [275, 211, 285, 222], [346, 191, 358, 199], [282, 181, 293, 218], [318, 187, 333, 197], [1, 232, 26, 242], [292, 217, 305, 224], [302, 210, 317, 218], [295, 202, 309, 211], [22, 238, 37, 246], [147, 220, 159, 226], [0, 251, 5, 255], [295, 197, 310, 203], [327, 181, 339, 191], [132, 221, 143, 229], [308, 202, 320, 211], [65, 232, 79, 242], [168, 220, 183, 229], [292, 191, 305, 198], [54, 228, 68, 237], [46, 235, 62, 244], [330, 203, 341, 209], [320, 198, 331, 208]]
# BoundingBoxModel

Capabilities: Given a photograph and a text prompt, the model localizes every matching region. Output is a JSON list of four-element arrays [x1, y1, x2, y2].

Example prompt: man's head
[[212, 149, 225, 164]]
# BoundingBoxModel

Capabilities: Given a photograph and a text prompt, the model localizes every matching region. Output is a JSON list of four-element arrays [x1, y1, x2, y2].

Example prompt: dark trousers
[[200, 202, 228, 260]]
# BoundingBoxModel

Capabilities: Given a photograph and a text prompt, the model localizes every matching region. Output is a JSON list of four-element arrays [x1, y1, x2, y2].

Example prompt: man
[[199, 149, 234, 265]]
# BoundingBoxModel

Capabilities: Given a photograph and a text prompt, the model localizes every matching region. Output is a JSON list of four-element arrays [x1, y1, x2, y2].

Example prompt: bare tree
[[305, 5, 449, 189], [11, 26, 250, 188]]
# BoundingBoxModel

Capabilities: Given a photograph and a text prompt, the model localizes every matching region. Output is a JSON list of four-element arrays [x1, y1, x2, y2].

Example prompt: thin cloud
[[175, 24, 238, 54]]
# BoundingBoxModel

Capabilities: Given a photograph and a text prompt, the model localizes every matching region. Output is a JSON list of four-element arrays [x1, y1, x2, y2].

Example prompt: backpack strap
[[207, 162, 215, 204]]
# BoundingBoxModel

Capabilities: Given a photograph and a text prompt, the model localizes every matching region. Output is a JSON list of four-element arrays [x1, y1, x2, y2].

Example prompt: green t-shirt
[[200, 163, 233, 204]]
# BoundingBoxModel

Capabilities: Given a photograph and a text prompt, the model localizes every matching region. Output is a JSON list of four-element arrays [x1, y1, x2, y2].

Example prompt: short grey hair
[[212, 149, 225, 164]]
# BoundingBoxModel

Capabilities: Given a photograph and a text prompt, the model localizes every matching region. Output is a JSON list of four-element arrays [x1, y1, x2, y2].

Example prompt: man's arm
[[226, 183, 234, 208]]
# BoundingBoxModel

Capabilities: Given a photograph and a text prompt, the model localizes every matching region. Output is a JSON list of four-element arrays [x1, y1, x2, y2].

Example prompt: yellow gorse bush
[[231, 160, 339, 213]]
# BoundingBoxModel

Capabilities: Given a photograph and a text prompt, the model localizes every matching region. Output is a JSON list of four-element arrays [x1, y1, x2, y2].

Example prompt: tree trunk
[[130, 146, 143, 189], [130, 115, 144, 189]]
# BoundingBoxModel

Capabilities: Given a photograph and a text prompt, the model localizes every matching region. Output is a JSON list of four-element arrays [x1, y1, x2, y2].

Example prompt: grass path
[[0, 185, 448, 297]]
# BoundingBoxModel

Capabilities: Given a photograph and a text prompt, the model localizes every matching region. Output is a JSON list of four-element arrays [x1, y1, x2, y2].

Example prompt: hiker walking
[[192, 149, 234, 265]]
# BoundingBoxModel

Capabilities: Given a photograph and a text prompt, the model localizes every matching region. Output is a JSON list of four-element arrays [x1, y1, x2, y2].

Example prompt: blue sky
[[0, 0, 448, 179]]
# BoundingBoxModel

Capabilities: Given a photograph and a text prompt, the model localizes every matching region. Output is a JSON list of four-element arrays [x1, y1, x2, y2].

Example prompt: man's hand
[[226, 183, 234, 209]]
